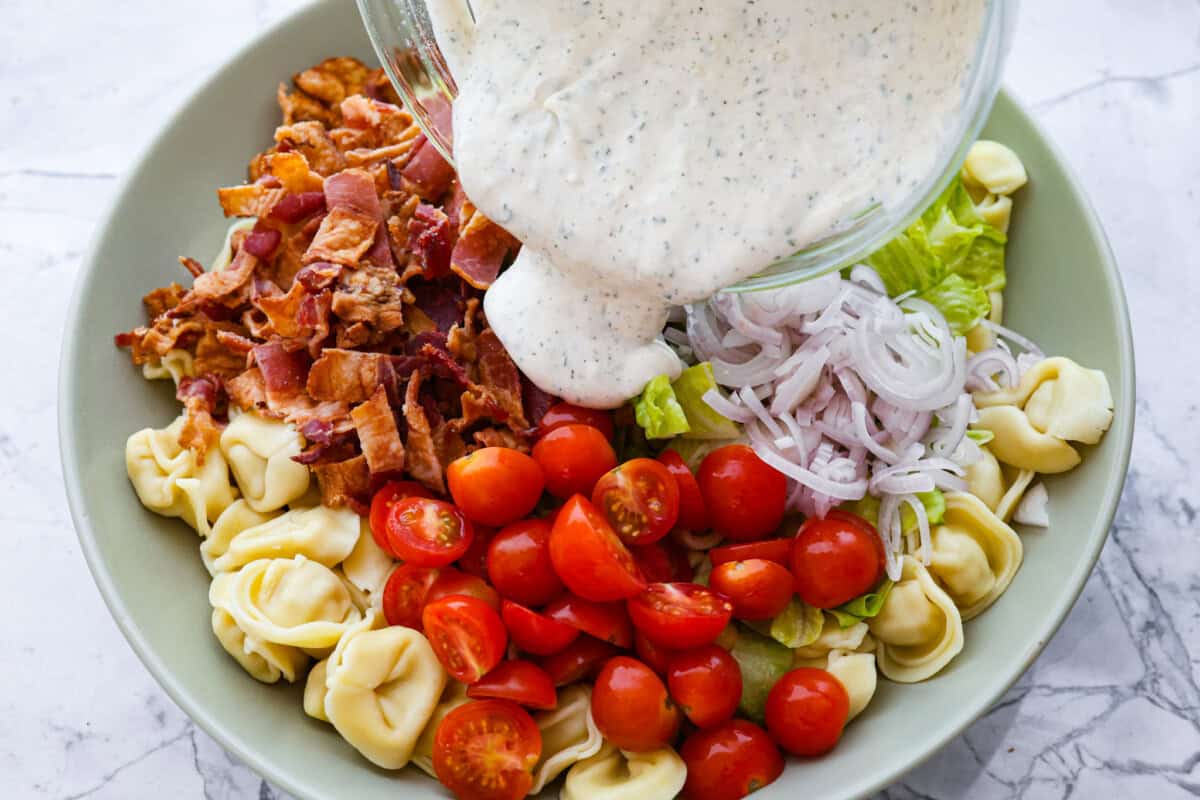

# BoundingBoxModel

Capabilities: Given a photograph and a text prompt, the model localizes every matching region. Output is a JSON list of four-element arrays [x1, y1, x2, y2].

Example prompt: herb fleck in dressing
[[430, 0, 987, 407]]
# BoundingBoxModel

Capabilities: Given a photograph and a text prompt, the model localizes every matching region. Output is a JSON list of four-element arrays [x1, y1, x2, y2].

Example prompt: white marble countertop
[[3, 1, 1197, 798]]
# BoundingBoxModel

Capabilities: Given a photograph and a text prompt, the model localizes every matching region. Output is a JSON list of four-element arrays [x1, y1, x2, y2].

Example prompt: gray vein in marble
[[1033, 61, 1200, 110]]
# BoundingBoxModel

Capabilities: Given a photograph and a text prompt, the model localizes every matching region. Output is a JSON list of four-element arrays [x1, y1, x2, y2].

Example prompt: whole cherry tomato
[[433, 699, 542, 800], [709, 559, 795, 621], [537, 402, 615, 440], [381, 564, 440, 629], [627, 583, 733, 650], [447, 447, 545, 527], [591, 458, 680, 545], [369, 481, 433, 555], [538, 636, 620, 686], [426, 566, 501, 611], [422, 595, 508, 684], [658, 450, 709, 532], [386, 497, 474, 568], [544, 594, 634, 648], [487, 518, 564, 607], [501, 600, 579, 657], [764, 668, 850, 757], [631, 540, 693, 584], [532, 424, 617, 498], [458, 525, 497, 579], [709, 538, 793, 567], [666, 645, 742, 729], [467, 660, 558, 711], [790, 512, 885, 609], [680, 719, 784, 800], [548, 495, 646, 602], [697, 445, 787, 541], [634, 630, 677, 677], [591, 656, 681, 752]]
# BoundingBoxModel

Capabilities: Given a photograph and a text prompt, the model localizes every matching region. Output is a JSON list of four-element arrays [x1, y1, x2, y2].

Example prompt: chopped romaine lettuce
[[917, 273, 991, 335], [966, 429, 995, 445], [664, 438, 741, 472], [746, 597, 824, 648], [633, 374, 690, 439], [864, 217, 944, 297], [828, 580, 894, 628], [730, 626, 794, 722], [672, 363, 743, 439]]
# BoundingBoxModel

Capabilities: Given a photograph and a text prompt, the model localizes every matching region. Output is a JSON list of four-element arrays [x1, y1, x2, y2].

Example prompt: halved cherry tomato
[[544, 594, 633, 648], [467, 660, 558, 711], [666, 645, 742, 729], [791, 512, 885, 609], [426, 566, 501, 611], [657, 450, 709, 532], [369, 481, 433, 555], [549, 495, 646, 602], [709, 559, 795, 621], [538, 636, 619, 686], [697, 445, 787, 541], [386, 497, 474, 568], [447, 447, 545, 527], [680, 719, 784, 800], [634, 631, 677, 676], [631, 540, 693, 584], [459, 525, 497, 579], [710, 537, 793, 567], [422, 595, 508, 684], [382, 564, 440, 629], [537, 402, 615, 440], [501, 600, 579, 656], [591, 656, 681, 752], [591, 458, 680, 545], [433, 699, 542, 800], [487, 519, 564, 607], [764, 668, 849, 757], [628, 583, 733, 650], [532, 424, 617, 498]]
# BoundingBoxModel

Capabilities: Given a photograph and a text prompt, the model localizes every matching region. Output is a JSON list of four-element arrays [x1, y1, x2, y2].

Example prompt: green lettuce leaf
[[757, 597, 824, 648], [663, 438, 741, 472], [966, 429, 995, 446], [730, 626, 794, 723], [863, 216, 944, 297], [829, 580, 895, 628], [673, 363, 743, 439], [633, 374, 690, 439], [842, 489, 945, 531], [918, 272, 991, 335]]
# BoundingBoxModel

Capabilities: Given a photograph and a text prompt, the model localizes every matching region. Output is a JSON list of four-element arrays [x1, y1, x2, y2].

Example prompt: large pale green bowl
[[58, 2, 1135, 798]]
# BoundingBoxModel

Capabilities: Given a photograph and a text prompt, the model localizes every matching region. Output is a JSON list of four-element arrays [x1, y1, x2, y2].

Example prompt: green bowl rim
[[57, 3, 1136, 797]]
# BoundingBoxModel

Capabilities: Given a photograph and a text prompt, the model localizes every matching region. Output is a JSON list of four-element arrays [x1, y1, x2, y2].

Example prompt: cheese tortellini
[[869, 557, 965, 683], [341, 520, 397, 597], [203, 503, 362, 574], [561, 743, 688, 800], [531, 685, 604, 794], [201, 500, 279, 574], [826, 650, 878, 722], [219, 410, 311, 512], [323, 616, 447, 769], [126, 414, 236, 536], [964, 446, 1005, 511], [210, 555, 362, 649], [411, 681, 472, 778], [962, 140, 1028, 197], [304, 658, 331, 721], [975, 405, 1082, 473], [792, 616, 871, 662], [141, 349, 195, 385], [211, 606, 308, 684], [926, 492, 1023, 621]]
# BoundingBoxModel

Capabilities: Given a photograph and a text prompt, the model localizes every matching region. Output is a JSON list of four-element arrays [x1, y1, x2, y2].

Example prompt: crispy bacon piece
[[303, 206, 378, 266], [274, 121, 346, 176], [476, 328, 529, 430], [473, 427, 531, 453], [338, 95, 418, 149], [522, 376, 559, 430], [351, 385, 406, 475], [253, 342, 309, 404], [331, 265, 405, 343], [176, 375, 224, 460], [407, 204, 454, 279], [401, 134, 455, 201], [306, 349, 394, 404], [313, 454, 371, 512], [294, 58, 371, 109], [402, 371, 445, 493], [193, 249, 258, 306], [451, 210, 520, 289], [226, 367, 268, 411]]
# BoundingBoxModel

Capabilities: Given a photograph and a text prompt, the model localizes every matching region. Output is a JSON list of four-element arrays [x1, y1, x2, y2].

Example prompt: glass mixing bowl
[[356, 0, 1018, 291]]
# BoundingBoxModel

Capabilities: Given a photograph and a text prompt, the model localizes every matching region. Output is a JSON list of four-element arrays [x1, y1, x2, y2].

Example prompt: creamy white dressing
[[429, 0, 987, 408]]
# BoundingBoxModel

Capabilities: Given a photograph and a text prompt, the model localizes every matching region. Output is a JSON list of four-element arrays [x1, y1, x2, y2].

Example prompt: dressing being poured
[[428, 0, 988, 408]]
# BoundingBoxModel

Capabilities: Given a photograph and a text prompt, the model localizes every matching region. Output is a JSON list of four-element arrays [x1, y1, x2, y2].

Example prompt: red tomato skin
[[369, 481, 432, 555], [634, 631, 678, 677], [790, 514, 886, 609], [422, 595, 508, 684], [537, 402, 615, 440], [658, 450, 710, 532], [627, 583, 733, 650], [381, 564, 440, 629], [447, 447, 545, 528], [532, 424, 618, 499], [591, 458, 680, 545], [386, 497, 474, 568], [433, 699, 542, 800], [459, 525, 496, 579], [426, 567, 501, 611], [548, 495, 647, 602], [710, 538, 793, 567], [543, 594, 634, 648], [501, 600, 579, 656], [666, 645, 743, 729], [680, 720, 784, 800], [467, 660, 558, 710], [538, 636, 620, 686], [697, 445, 787, 541], [631, 540, 693, 584], [487, 519, 565, 607], [764, 668, 850, 757], [709, 559, 795, 621], [591, 656, 681, 752]]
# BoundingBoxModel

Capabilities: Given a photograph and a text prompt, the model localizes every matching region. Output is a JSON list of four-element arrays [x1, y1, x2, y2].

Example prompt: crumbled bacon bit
[[351, 385, 406, 475], [313, 454, 371, 512]]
